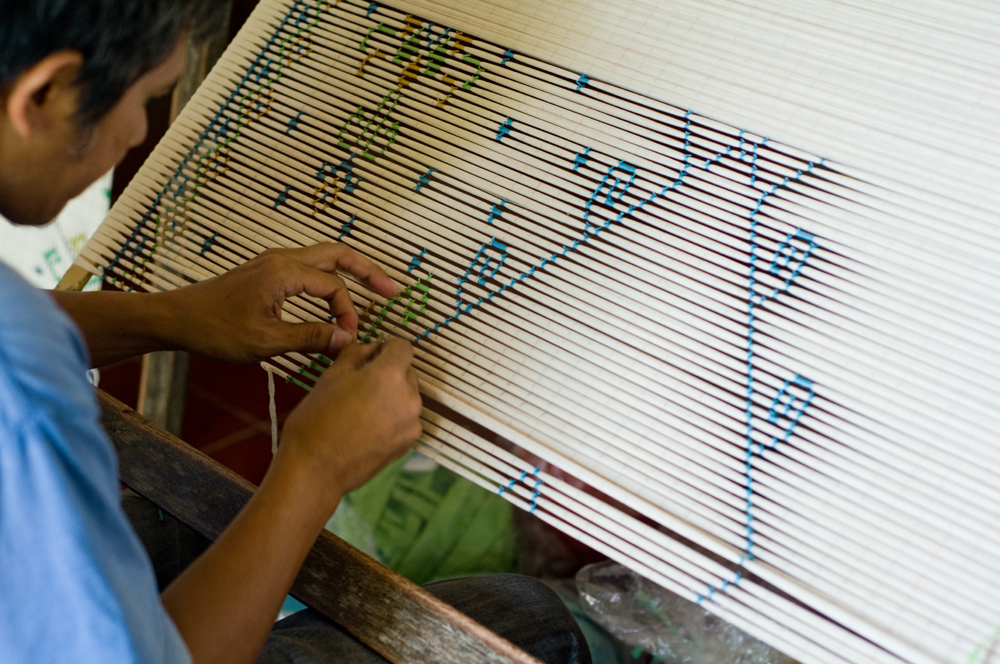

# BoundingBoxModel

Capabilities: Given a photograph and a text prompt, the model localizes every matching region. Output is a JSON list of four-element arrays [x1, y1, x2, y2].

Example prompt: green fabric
[[345, 452, 521, 585]]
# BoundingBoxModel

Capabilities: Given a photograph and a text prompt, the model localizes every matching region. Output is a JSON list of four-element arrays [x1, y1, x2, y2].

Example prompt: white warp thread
[[266, 366, 278, 457]]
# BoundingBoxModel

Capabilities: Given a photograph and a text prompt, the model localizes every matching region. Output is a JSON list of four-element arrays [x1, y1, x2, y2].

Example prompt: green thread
[[967, 626, 1000, 664], [337, 91, 402, 159], [284, 375, 313, 391], [336, 106, 366, 149], [392, 33, 421, 65], [296, 365, 323, 383], [360, 273, 434, 343], [461, 65, 484, 90], [423, 44, 447, 76], [359, 26, 377, 52]]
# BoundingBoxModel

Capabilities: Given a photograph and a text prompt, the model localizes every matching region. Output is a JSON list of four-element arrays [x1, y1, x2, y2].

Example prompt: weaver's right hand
[[272, 338, 422, 514]]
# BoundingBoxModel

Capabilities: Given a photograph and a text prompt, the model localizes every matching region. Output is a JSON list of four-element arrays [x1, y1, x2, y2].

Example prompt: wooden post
[[170, 2, 234, 120], [98, 388, 541, 664], [137, 351, 190, 434], [137, 1, 234, 435]]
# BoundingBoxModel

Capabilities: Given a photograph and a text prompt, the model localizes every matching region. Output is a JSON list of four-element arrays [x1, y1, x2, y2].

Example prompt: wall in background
[[0, 171, 113, 289]]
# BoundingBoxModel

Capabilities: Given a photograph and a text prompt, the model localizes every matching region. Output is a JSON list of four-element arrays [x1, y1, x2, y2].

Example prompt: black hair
[[0, 0, 227, 125]]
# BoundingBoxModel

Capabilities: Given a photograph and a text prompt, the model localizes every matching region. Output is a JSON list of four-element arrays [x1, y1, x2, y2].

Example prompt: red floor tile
[[199, 425, 260, 456], [182, 383, 259, 450], [97, 358, 142, 410], [208, 431, 275, 486], [96, 353, 308, 486], [187, 356, 304, 425], [183, 355, 307, 483]]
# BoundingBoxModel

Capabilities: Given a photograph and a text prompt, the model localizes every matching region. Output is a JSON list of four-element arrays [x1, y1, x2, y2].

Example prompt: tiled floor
[[99, 355, 306, 485]]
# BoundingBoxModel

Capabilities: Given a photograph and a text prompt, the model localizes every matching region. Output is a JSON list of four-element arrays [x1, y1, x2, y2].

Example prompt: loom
[[67, 0, 1000, 662]]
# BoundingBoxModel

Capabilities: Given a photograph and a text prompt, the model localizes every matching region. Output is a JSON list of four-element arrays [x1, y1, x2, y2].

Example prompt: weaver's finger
[[334, 248, 399, 299], [334, 339, 381, 371], [273, 321, 352, 356], [262, 243, 343, 270], [268, 243, 398, 298], [371, 337, 415, 371], [405, 365, 420, 394], [280, 263, 359, 334]]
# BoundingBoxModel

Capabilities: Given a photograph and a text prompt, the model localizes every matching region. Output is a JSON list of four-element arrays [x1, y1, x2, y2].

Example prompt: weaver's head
[[0, 0, 227, 226]]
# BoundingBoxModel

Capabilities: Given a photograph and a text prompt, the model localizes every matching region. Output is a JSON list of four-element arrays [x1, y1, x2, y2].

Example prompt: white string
[[265, 364, 279, 457]]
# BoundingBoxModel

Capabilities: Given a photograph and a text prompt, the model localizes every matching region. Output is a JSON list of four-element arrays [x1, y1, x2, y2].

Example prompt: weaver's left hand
[[164, 243, 399, 363]]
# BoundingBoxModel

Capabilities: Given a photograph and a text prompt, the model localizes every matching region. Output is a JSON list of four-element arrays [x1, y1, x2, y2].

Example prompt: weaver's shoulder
[[0, 261, 94, 426]]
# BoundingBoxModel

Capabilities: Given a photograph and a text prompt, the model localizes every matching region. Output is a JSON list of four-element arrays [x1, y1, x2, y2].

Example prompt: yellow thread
[[356, 48, 386, 77], [397, 56, 423, 90], [311, 175, 341, 216]]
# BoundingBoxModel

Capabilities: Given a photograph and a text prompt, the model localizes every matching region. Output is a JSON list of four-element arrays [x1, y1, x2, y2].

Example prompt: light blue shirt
[[0, 261, 191, 663]]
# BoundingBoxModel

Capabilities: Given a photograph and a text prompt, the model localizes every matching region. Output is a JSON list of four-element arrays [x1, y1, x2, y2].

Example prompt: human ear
[[4, 50, 84, 140]]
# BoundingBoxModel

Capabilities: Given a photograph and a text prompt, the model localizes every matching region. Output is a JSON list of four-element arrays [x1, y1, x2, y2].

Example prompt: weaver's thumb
[[281, 321, 353, 354]]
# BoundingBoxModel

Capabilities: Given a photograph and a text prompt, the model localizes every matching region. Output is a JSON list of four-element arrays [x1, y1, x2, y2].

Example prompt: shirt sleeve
[[0, 271, 191, 664]]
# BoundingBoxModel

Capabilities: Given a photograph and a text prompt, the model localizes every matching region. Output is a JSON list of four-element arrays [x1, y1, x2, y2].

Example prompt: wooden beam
[[55, 264, 96, 292], [170, 0, 234, 120], [97, 388, 542, 664]]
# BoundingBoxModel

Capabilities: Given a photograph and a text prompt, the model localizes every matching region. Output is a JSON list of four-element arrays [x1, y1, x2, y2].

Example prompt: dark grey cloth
[[123, 495, 591, 664], [122, 493, 211, 592]]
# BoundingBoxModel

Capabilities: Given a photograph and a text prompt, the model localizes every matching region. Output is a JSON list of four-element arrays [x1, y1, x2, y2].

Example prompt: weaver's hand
[[161, 337, 420, 664], [165, 243, 399, 363], [273, 338, 422, 510]]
